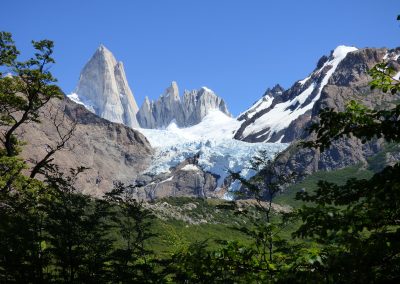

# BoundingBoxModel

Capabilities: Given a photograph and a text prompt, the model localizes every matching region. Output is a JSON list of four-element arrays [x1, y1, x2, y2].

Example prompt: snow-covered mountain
[[137, 81, 230, 128], [60, 43, 400, 200], [235, 46, 358, 143], [262, 47, 400, 178], [68, 45, 140, 128]]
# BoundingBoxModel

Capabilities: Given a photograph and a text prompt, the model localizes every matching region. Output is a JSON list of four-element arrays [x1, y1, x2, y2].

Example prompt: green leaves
[[0, 31, 62, 157], [369, 62, 400, 95], [0, 32, 19, 69], [296, 39, 400, 281]]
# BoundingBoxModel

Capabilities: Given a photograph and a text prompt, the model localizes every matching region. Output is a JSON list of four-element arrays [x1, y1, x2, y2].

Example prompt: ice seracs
[[137, 110, 288, 193], [68, 45, 140, 128]]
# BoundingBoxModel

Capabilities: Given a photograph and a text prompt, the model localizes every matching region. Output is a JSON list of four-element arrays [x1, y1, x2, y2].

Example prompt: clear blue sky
[[1, 0, 399, 115]]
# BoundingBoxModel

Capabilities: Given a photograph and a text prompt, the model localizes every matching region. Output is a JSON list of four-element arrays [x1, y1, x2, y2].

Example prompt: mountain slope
[[235, 46, 358, 143], [19, 97, 153, 196], [68, 45, 140, 128], [273, 47, 400, 175]]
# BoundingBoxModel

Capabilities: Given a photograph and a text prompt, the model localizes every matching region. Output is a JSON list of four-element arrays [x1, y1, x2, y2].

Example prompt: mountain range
[[21, 44, 400, 199]]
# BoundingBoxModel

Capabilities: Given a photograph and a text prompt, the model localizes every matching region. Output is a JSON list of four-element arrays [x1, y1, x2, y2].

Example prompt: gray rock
[[137, 82, 231, 128], [73, 45, 140, 128], [134, 154, 222, 200], [182, 86, 230, 126]]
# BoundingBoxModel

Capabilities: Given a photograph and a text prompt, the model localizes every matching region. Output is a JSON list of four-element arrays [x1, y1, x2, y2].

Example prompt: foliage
[[0, 32, 62, 157], [292, 19, 400, 282]]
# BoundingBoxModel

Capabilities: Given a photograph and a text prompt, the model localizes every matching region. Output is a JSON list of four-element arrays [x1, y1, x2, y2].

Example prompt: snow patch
[[160, 176, 174, 183], [201, 86, 214, 93], [181, 164, 200, 171], [239, 95, 274, 119], [276, 135, 285, 143], [67, 93, 96, 113], [298, 75, 311, 85]]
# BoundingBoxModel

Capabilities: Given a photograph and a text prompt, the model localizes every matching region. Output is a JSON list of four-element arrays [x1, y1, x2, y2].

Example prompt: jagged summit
[[68, 45, 140, 128], [263, 84, 284, 97], [97, 43, 106, 50], [137, 81, 231, 129]]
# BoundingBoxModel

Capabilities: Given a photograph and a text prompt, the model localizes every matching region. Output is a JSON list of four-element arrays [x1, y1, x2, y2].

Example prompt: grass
[[147, 198, 255, 257], [147, 158, 389, 256], [275, 165, 374, 208], [149, 219, 253, 257]]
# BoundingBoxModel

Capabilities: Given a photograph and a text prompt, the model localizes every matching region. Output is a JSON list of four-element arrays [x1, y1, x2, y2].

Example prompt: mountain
[[68, 45, 140, 128], [235, 46, 359, 143], [137, 81, 231, 128], [19, 97, 153, 196], [45, 44, 400, 200], [237, 46, 400, 176]]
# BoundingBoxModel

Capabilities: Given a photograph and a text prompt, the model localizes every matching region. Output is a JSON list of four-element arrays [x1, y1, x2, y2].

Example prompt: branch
[[30, 103, 76, 178]]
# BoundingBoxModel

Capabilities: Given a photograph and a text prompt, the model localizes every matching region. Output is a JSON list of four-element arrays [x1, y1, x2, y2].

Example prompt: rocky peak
[[137, 82, 231, 129], [263, 84, 285, 97], [164, 81, 180, 101], [68, 45, 140, 128]]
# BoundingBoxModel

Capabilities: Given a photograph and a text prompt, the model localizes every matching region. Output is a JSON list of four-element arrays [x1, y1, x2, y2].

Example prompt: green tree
[[0, 32, 62, 157], [104, 182, 158, 283], [230, 151, 295, 272], [292, 17, 400, 282], [0, 31, 63, 283]]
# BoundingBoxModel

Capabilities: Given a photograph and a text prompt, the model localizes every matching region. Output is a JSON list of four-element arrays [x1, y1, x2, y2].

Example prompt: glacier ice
[[137, 110, 288, 192]]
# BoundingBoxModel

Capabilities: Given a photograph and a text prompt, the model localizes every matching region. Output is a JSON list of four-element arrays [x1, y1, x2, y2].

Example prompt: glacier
[[137, 110, 288, 195]]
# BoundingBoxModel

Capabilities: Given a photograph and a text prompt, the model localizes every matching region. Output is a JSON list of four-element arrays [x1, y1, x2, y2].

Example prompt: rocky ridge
[[235, 46, 360, 143], [19, 45, 400, 200], [137, 81, 231, 128]]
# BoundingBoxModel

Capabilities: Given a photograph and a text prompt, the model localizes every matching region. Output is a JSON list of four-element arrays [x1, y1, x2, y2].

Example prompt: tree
[[0, 32, 65, 283], [104, 182, 158, 283], [0, 32, 62, 157], [292, 17, 400, 282], [231, 151, 295, 264]]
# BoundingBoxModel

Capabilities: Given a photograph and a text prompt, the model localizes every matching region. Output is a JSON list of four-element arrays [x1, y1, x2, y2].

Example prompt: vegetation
[[1, 14, 400, 283]]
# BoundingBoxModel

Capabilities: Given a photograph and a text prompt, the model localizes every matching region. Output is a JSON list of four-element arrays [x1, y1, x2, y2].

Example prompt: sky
[[1, 0, 400, 116]]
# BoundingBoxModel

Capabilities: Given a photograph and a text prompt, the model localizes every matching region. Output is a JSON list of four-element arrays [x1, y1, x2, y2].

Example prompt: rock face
[[19, 97, 153, 197], [69, 45, 140, 128], [137, 82, 230, 128], [133, 155, 222, 200], [267, 47, 400, 175]]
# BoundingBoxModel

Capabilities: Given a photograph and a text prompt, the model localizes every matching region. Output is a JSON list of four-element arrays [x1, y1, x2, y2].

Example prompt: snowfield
[[137, 110, 288, 194]]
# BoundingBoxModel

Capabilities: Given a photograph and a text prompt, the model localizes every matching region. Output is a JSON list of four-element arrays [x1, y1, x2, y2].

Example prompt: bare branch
[[30, 102, 77, 178]]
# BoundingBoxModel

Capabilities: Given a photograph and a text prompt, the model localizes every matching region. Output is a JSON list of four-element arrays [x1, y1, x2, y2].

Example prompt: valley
[[1, 4, 400, 281]]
